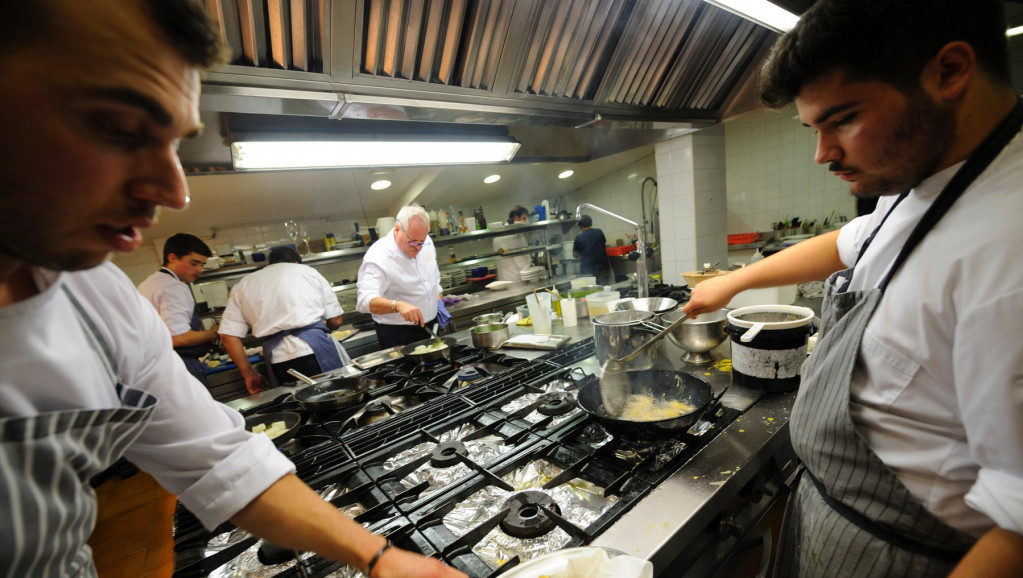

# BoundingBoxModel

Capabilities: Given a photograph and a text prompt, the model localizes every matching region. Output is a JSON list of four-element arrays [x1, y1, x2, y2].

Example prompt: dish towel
[[436, 298, 452, 329]]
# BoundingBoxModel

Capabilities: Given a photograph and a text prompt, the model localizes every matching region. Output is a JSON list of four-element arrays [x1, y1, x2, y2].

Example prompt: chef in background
[[0, 0, 465, 576], [137, 232, 220, 385], [683, 0, 1023, 575], [492, 205, 533, 283], [357, 204, 443, 348], [573, 215, 613, 285], [220, 246, 350, 393]]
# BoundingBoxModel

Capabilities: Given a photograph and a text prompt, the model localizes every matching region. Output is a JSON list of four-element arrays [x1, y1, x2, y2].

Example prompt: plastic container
[[571, 276, 597, 289], [584, 290, 621, 317], [727, 232, 761, 245]]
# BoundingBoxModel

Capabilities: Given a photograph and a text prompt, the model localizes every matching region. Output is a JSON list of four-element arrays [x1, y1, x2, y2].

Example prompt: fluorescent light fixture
[[231, 139, 520, 170], [702, 0, 799, 33], [558, 170, 574, 179], [483, 174, 501, 184], [1008, 25, 1023, 38], [370, 179, 392, 190]]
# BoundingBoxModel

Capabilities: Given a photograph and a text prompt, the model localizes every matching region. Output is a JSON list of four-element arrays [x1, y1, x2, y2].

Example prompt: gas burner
[[430, 440, 468, 468], [354, 395, 410, 427], [500, 491, 561, 538], [439, 362, 510, 390], [576, 423, 614, 446], [537, 392, 575, 416]]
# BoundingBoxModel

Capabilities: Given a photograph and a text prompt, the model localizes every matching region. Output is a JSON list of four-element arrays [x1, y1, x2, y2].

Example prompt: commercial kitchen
[[93, 1, 1023, 577]]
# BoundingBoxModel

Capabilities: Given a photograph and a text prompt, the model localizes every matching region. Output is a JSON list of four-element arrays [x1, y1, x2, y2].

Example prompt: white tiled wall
[[655, 125, 728, 282], [724, 104, 856, 234], [561, 155, 658, 246]]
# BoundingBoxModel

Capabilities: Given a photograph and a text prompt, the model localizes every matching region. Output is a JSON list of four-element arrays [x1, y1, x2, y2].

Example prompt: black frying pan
[[577, 369, 714, 438], [399, 336, 457, 364], [244, 411, 302, 448], [291, 376, 383, 413]]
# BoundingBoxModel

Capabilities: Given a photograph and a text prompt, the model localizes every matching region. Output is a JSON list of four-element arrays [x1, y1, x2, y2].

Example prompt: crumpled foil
[[442, 459, 619, 570], [207, 486, 368, 577], [382, 424, 512, 499]]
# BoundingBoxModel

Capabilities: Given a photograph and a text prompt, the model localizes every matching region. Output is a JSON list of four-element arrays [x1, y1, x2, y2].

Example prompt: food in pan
[[618, 395, 695, 422], [251, 420, 288, 439], [412, 341, 448, 354]]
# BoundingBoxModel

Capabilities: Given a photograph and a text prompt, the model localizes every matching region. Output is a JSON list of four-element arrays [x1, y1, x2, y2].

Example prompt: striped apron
[[0, 287, 158, 577], [777, 99, 1023, 577], [261, 322, 349, 386]]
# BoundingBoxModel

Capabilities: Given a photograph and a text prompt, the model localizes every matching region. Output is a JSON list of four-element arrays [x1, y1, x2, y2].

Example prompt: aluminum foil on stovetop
[[441, 459, 619, 570], [499, 376, 583, 430], [382, 423, 513, 499]]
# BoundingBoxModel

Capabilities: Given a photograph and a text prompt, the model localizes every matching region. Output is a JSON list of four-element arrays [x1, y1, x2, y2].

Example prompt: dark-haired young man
[[683, 0, 1023, 576], [220, 246, 351, 392], [573, 215, 612, 285], [138, 233, 219, 385], [0, 1, 464, 576]]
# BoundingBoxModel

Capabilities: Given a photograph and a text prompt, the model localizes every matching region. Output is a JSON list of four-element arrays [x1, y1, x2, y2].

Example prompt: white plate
[[486, 280, 512, 290]]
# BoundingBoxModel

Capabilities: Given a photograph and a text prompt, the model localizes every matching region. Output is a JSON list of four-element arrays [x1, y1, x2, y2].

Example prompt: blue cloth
[[261, 322, 343, 380], [436, 298, 452, 329]]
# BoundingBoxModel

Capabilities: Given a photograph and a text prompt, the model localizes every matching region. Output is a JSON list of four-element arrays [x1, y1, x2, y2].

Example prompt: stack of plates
[[520, 266, 546, 282], [440, 269, 468, 288]]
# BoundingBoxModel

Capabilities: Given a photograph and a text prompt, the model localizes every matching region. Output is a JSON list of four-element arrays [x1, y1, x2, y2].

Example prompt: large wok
[[399, 336, 458, 364], [291, 375, 383, 413], [577, 369, 714, 438]]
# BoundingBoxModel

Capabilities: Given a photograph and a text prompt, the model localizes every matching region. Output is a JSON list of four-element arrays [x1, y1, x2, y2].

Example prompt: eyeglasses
[[398, 222, 426, 248]]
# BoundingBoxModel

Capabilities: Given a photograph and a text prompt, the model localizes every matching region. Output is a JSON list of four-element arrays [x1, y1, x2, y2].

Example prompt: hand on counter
[[244, 373, 268, 395]]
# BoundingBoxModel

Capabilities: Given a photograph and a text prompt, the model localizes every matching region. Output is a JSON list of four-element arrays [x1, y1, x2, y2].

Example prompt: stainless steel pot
[[613, 296, 678, 322], [592, 310, 662, 371], [470, 323, 510, 349], [472, 313, 505, 325]]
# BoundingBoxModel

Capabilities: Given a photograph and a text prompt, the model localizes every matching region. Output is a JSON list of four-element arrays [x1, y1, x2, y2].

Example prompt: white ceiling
[[156, 143, 655, 239]]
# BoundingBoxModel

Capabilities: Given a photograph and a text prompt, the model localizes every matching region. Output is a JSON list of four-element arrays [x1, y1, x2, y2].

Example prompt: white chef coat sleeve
[[835, 206, 887, 269], [98, 271, 294, 530], [316, 271, 343, 317], [155, 282, 195, 336], [218, 284, 250, 338], [356, 260, 387, 313], [958, 286, 1023, 534]]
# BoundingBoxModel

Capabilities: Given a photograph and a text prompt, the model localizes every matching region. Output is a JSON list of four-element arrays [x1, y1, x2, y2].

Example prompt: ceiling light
[[484, 174, 501, 184], [558, 170, 574, 179], [1008, 25, 1023, 38], [231, 139, 520, 170], [702, 0, 799, 33], [370, 180, 392, 190]]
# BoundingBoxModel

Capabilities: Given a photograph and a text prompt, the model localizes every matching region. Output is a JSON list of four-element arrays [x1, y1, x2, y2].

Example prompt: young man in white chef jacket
[[137, 232, 221, 385], [0, 1, 465, 577]]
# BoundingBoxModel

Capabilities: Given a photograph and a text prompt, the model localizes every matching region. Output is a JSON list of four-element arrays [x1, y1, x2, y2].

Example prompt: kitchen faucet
[[575, 203, 649, 298]]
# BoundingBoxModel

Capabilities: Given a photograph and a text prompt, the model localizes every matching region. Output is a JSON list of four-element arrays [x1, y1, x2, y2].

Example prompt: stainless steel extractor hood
[[182, 0, 803, 172]]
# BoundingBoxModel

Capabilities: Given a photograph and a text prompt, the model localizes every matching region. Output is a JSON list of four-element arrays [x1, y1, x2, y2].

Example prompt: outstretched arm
[[231, 474, 466, 578], [683, 230, 844, 316]]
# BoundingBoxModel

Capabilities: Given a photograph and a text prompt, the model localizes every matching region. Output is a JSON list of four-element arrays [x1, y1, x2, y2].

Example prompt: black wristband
[[366, 539, 392, 577]]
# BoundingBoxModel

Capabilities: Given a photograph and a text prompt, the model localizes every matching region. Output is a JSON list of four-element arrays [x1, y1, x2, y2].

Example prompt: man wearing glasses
[[357, 204, 443, 348]]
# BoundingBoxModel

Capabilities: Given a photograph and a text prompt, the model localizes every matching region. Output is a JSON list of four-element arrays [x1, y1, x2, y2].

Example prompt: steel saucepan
[[244, 411, 302, 448], [399, 336, 458, 363], [291, 376, 382, 413], [577, 369, 713, 437]]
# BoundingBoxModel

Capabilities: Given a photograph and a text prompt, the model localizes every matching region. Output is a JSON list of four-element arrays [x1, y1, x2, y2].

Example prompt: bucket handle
[[740, 322, 766, 343]]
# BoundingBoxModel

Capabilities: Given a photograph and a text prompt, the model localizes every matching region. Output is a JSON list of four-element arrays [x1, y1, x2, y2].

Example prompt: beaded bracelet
[[366, 539, 392, 577]]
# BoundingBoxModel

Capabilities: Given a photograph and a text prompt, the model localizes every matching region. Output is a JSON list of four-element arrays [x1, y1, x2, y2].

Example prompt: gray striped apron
[[0, 286, 158, 577], [776, 99, 1023, 577]]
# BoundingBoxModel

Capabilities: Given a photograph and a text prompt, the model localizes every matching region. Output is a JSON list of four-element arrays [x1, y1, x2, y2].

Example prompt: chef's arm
[[170, 324, 219, 348], [325, 315, 343, 331], [683, 230, 844, 316], [369, 296, 424, 326], [949, 527, 1023, 577], [220, 333, 268, 393], [231, 474, 466, 578]]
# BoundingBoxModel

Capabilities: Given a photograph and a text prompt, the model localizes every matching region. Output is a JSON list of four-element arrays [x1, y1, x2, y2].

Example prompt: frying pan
[[399, 336, 458, 364], [288, 370, 382, 413], [577, 369, 714, 438], [244, 411, 302, 448]]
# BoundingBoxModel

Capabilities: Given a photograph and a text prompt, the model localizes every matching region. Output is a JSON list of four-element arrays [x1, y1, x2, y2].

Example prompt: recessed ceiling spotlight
[[558, 170, 574, 179], [370, 179, 392, 190], [484, 174, 501, 184]]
